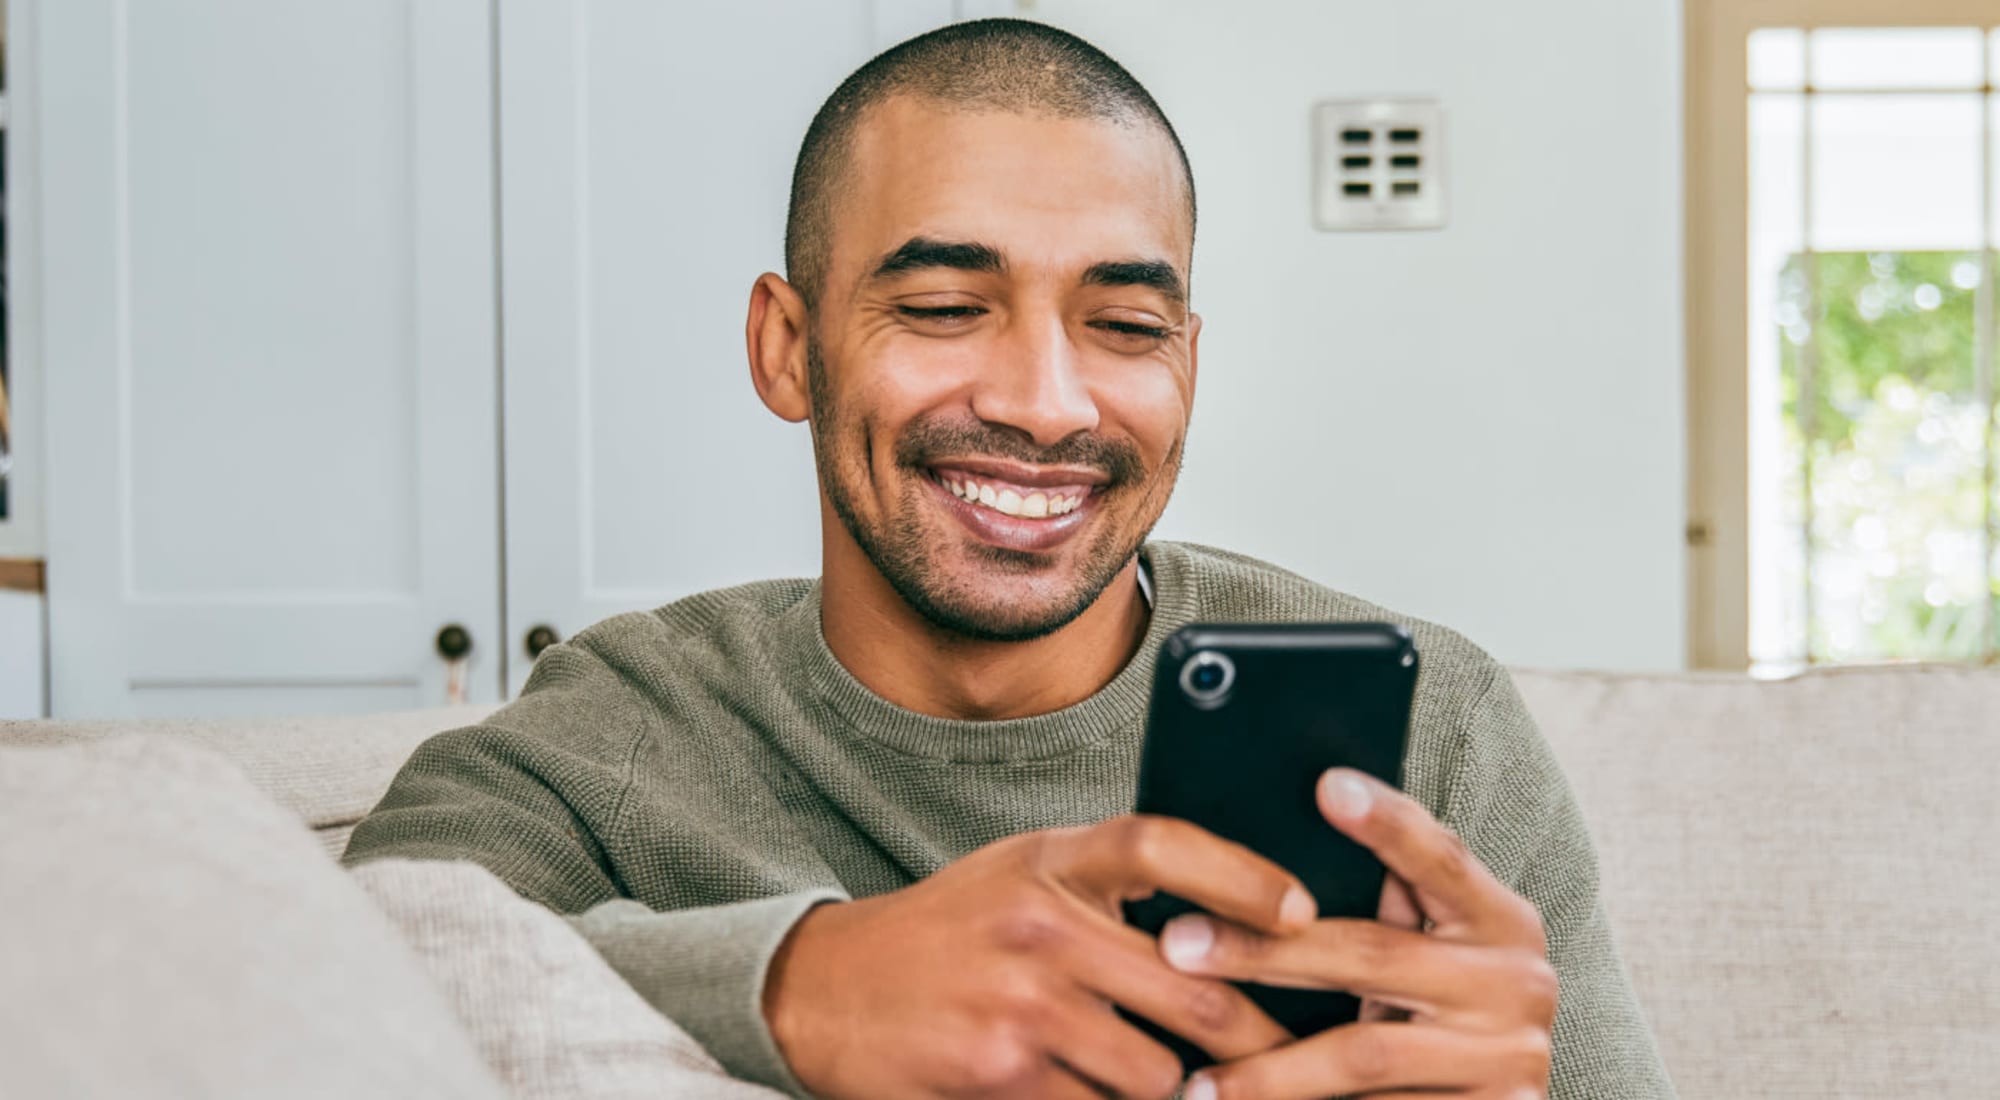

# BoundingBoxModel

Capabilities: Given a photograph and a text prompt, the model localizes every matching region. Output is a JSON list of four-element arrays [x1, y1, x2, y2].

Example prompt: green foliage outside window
[[1776, 250, 1996, 663]]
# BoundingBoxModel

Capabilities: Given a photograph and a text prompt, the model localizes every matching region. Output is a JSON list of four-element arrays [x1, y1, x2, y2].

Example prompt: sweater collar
[[783, 542, 1197, 762]]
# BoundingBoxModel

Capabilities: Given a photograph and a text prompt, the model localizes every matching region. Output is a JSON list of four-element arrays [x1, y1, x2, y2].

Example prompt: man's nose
[[967, 315, 1101, 448]]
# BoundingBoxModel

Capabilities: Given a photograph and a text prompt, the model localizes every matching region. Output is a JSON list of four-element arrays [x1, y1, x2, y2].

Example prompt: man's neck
[[819, 541, 1152, 723]]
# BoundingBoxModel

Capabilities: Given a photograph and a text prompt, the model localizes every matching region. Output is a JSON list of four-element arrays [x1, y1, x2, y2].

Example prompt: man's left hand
[[1159, 768, 1557, 1099]]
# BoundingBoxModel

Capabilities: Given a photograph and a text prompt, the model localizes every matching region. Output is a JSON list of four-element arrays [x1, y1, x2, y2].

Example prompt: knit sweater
[[343, 541, 1675, 1098]]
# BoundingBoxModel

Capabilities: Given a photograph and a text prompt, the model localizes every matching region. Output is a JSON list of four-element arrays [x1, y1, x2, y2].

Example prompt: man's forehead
[[830, 95, 1193, 283]]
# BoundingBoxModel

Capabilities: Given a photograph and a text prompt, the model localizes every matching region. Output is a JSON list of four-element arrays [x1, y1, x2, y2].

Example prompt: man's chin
[[897, 574, 1105, 643]]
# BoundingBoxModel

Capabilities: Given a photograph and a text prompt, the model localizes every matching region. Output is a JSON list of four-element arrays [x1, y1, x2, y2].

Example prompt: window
[[1687, 1, 2000, 670]]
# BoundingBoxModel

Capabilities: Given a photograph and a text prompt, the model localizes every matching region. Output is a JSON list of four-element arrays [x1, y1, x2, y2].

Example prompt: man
[[345, 19, 1673, 1100]]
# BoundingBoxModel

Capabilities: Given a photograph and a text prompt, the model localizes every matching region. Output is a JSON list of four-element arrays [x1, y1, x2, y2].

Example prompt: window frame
[[1685, 0, 2000, 668]]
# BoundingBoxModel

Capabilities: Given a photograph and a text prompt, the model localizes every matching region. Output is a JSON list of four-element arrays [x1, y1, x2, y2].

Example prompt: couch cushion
[[0, 705, 495, 857], [0, 736, 504, 1099], [351, 858, 786, 1100], [1514, 664, 2000, 1098]]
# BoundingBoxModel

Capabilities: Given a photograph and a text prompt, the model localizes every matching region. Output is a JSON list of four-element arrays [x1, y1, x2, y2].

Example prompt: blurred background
[[0, 0, 1992, 718]]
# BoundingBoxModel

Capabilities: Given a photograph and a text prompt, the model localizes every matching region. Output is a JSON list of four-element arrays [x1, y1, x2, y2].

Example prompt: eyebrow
[[1081, 259, 1186, 305], [869, 237, 1007, 280]]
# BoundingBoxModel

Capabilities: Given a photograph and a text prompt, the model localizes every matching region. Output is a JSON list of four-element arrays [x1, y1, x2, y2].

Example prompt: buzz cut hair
[[783, 17, 1196, 309]]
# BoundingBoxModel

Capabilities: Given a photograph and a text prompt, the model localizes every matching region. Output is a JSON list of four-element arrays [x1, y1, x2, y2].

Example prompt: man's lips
[[922, 467, 1100, 552], [926, 457, 1111, 492]]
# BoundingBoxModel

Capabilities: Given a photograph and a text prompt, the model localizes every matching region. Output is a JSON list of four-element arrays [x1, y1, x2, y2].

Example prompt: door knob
[[525, 624, 561, 659], [435, 623, 473, 660]]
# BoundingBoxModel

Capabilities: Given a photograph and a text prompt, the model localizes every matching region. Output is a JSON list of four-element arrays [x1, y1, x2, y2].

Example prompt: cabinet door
[[496, 0, 956, 692], [41, 0, 503, 717]]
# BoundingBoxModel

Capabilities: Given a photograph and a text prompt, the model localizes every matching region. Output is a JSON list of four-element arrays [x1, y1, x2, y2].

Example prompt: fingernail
[[1321, 769, 1372, 818], [1184, 1072, 1217, 1100], [1280, 886, 1317, 926], [1160, 913, 1214, 969]]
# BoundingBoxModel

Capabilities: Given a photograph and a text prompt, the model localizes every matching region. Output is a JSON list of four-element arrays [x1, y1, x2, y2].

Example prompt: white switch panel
[[1313, 98, 1447, 231]]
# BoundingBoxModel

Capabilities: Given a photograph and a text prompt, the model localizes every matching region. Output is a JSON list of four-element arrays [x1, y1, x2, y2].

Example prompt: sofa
[[2, 664, 1996, 1097]]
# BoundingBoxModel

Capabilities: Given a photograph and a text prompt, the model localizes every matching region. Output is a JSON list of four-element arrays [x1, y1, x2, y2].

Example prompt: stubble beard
[[805, 339, 1175, 643]]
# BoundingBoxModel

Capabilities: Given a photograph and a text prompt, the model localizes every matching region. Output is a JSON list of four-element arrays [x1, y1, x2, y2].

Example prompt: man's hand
[[1160, 769, 1557, 1100], [761, 815, 1319, 1099]]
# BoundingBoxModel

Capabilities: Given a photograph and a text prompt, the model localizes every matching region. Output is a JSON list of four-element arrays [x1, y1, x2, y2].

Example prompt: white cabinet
[[35, 0, 964, 717], [40, 0, 504, 716]]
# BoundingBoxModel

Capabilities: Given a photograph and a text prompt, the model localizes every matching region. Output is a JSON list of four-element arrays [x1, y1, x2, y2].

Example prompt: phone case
[[1122, 622, 1419, 1072]]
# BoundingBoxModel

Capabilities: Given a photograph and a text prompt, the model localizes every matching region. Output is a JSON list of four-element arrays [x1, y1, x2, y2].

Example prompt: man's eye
[[1093, 320, 1171, 340], [898, 305, 985, 321]]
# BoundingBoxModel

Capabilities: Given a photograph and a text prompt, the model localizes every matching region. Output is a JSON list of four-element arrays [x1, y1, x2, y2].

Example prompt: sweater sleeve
[[1442, 665, 1678, 1100], [567, 892, 843, 1097], [340, 643, 842, 1095]]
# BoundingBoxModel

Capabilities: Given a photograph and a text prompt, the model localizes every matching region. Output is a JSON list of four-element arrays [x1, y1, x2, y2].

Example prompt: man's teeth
[[939, 474, 1085, 517]]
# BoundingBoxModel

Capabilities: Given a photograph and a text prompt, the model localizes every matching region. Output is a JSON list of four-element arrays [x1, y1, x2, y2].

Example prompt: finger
[[1159, 912, 1554, 1025], [1359, 874, 1424, 1022], [1015, 1065, 1116, 1100], [1053, 903, 1294, 1063], [1186, 1021, 1550, 1100], [1054, 814, 1316, 935], [1039, 991, 1185, 1100], [1316, 769, 1529, 936], [1376, 872, 1424, 930]]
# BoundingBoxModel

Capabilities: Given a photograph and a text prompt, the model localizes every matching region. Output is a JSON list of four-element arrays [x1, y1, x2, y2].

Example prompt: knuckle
[[1130, 1047, 1184, 1100], [1510, 1026, 1554, 1084], [1183, 979, 1243, 1034], [955, 1031, 1038, 1092], [1339, 1027, 1395, 1085], [988, 965, 1050, 1019], [1118, 814, 1174, 872], [991, 893, 1067, 955], [1432, 831, 1479, 884], [1221, 926, 1265, 966], [1521, 901, 1552, 953], [1346, 921, 1401, 974], [1522, 958, 1561, 1021]]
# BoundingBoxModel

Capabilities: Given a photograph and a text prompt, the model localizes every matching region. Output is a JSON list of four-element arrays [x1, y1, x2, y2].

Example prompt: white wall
[[1030, 0, 1687, 670], [0, 593, 45, 718]]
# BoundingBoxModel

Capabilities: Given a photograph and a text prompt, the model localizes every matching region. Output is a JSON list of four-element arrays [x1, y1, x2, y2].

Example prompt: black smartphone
[[1122, 622, 1419, 1072]]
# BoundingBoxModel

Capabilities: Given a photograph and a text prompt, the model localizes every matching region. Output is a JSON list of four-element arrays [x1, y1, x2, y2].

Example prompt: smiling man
[[345, 19, 1674, 1100]]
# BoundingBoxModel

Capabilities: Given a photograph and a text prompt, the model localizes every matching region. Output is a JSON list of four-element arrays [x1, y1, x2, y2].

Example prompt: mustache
[[892, 415, 1146, 485]]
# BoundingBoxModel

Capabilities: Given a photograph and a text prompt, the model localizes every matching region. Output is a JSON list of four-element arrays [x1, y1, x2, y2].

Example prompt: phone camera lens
[[1179, 651, 1235, 708]]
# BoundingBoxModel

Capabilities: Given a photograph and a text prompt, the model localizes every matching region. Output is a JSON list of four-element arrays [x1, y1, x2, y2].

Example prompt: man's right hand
[[761, 814, 1319, 1099]]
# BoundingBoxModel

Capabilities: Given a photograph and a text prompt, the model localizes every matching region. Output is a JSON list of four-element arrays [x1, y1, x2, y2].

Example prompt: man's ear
[[746, 272, 813, 423]]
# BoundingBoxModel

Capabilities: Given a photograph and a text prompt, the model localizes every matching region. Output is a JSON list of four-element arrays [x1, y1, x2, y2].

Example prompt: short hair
[[784, 18, 1196, 309]]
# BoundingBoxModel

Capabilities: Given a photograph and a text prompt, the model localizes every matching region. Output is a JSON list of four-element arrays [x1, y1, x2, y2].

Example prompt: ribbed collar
[[779, 542, 1198, 763]]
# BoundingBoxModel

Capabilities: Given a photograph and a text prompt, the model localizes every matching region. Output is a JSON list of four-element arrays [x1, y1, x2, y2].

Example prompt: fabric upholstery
[[350, 858, 786, 1100], [0, 704, 495, 857], [4, 663, 1996, 1096], [1515, 664, 2000, 1099], [0, 736, 503, 1099]]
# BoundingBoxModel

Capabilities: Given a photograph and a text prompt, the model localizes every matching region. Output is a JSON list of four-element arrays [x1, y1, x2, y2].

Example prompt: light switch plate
[[1313, 98, 1447, 231]]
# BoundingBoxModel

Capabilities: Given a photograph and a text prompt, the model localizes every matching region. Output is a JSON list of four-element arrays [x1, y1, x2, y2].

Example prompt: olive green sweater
[[343, 541, 1674, 1098]]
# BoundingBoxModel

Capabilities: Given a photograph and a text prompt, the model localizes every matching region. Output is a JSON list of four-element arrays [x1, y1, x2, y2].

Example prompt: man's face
[[806, 97, 1197, 641]]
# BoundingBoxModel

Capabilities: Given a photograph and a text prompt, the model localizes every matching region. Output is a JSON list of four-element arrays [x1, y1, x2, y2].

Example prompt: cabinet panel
[[42, 0, 503, 717]]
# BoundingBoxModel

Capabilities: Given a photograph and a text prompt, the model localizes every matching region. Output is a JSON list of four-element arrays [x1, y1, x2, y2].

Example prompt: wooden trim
[[0, 558, 45, 594], [1686, 0, 1753, 669], [1684, 0, 2000, 668], [1732, 0, 1999, 27]]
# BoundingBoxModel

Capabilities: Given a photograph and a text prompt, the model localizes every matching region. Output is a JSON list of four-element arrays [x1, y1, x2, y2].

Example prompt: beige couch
[[3, 664, 1997, 1097]]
